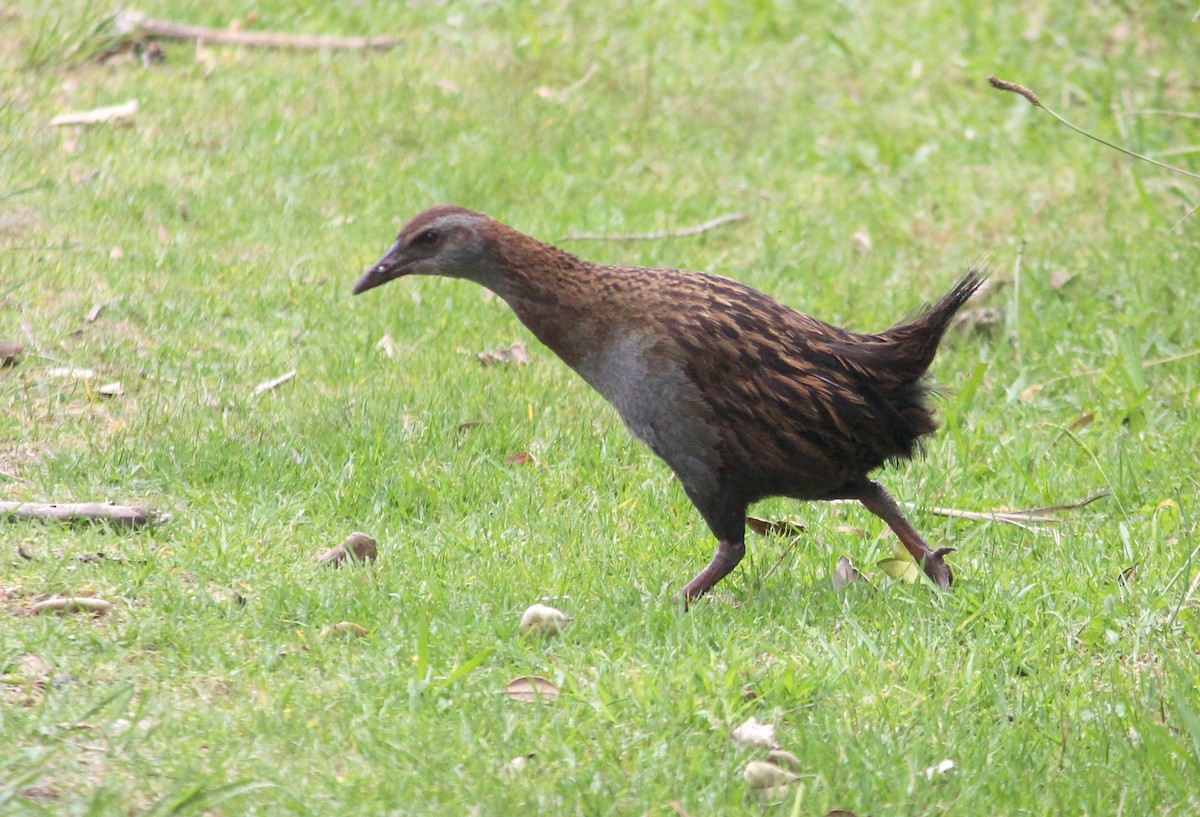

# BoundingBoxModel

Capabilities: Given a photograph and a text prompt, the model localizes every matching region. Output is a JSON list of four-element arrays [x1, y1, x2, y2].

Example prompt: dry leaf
[[500, 752, 536, 779], [924, 758, 956, 779], [316, 532, 378, 566], [1118, 564, 1138, 586], [951, 306, 1005, 336], [506, 451, 534, 466], [503, 676, 560, 704], [520, 603, 571, 637], [1049, 269, 1074, 291], [746, 516, 806, 537], [768, 749, 803, 772], [97, 381, 124, 397], [664, 802, 695, 817], [85, 302, 108, 322], [13, 653, 51, 679], [743, 760, 798, 799], [375, 333, 398, 358], [477, 342, 530, 366], [1069, 412, 1095, 432], [1, 343, 24, 367], [50, 100, 138, 127], [832, 556, 860, 592], [30, 597, 111, 616], [731, 716, 778, 748], [322, 621, 369, 638]]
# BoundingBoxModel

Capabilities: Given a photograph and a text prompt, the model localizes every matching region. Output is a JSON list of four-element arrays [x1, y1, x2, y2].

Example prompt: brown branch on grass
[[988, 75, 1200, 182], [558, 212, 746, 242], [1, 501, 171, 528], [919, 492, 1109, 527], [1021, 348, 1200, 401], [113, 9, 402, 52], [251, 369, 297, 396], [49, 101, 139, 127]]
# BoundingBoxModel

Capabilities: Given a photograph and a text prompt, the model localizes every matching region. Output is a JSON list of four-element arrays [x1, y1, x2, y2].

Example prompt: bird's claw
[[922, 546, 956, 590]]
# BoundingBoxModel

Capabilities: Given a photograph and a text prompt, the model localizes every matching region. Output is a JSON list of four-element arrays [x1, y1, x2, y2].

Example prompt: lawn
[[2, 2, 1199, 815]]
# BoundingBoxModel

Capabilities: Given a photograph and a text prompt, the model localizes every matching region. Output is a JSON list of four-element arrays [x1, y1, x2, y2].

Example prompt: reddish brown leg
[[679, 539, 746, 604], [847, 480, 954, 590]]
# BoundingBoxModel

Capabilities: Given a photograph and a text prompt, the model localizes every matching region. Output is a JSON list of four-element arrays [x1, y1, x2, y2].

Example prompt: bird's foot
[[921, 546, 955, 590]]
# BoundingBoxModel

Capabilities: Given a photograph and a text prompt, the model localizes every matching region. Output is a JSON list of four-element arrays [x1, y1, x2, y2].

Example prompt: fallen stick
[[252, 368, 297, 396], [558, 212, 746, 242], [0, 501, 170, 528], [829, 492, 1109, 530], [49, 100, 138, 127], [114, 9, 401, 51]]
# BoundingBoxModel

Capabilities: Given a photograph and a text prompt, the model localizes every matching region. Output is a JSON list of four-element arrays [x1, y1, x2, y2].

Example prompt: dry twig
[[251, 369, 297, 396], [1, 501, 170, 528], [558, 212, 746, 242], [49, 101, 138, 127], [114, 9, 401, 51]]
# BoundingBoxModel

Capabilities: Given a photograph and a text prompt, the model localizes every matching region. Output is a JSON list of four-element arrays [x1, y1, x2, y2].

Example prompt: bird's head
[[352, 205, 499, 295]]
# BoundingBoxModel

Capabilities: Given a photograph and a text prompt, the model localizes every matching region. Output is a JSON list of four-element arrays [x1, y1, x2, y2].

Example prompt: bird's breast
[[571, 330, 722, 502]]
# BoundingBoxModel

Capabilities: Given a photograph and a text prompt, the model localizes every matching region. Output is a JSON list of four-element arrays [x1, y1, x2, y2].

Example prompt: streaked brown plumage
[[353, 206, 984, 601]]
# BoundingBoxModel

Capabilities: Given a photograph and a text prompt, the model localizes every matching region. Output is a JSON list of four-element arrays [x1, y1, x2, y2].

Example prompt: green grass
[[2, 1, 1199, 814]]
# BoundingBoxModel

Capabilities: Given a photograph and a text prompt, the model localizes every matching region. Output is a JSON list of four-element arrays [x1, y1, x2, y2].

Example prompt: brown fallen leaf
[[30, 597, 112, 616], [0, 343, 24, 367], [731, 716, 778, 748], [1069, 411, 1095, 432], [664, 801, 695, 817], [316, 532, 378, 566], [951, 306, 1005, 336], [500, 752, 536, 779], [375, 333, 398, 358], [503, 676, 560, 704], [832, 556, 860, 592], [746, 516, 806, 537], [322, 621, 369, 638], [506, 451, 534, 466], [743, 760, 798, 799], [768, 749, 803, 772], [477, 342, 530, 366], [520, 603, 571, 637], [1049, 269, 1074, 291]]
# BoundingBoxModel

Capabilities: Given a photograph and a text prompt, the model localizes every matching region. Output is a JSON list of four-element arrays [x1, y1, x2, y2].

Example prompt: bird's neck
[[487, 230, 619, 368]]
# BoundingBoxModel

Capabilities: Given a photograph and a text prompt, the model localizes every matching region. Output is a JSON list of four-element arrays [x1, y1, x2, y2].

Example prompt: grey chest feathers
[[570, 331, 722, 502]]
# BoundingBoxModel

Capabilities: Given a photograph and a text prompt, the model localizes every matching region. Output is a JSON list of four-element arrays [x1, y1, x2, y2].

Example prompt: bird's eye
[[414, 229, 440, 247]]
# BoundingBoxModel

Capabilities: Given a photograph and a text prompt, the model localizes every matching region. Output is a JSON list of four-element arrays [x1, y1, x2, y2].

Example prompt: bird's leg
[[845, 480, 954, 590], [680, 539, 746, 603]]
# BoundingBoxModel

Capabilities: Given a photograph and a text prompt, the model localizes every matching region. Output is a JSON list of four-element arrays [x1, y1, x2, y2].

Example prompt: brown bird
[[353, 206, 983, 601]]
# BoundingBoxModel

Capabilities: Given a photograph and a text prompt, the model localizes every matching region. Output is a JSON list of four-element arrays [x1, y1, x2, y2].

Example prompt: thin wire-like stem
[[988, 76, 1200, 182]]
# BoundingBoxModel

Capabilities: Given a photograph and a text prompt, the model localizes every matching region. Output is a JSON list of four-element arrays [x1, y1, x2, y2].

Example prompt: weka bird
[[353, 206, 983, 600]]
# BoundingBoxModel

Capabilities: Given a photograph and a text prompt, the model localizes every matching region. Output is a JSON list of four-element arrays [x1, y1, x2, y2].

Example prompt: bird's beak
[[352, 242, 408, 295]]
